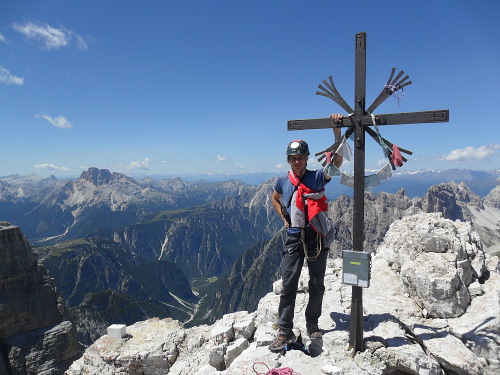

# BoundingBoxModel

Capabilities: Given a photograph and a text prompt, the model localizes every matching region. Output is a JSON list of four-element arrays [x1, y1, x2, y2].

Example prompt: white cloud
[[0, 65, 24, 85], [35, 114, 73, 129], [216, 155, 226, 163], [35, 163, 72, 171], [12, 21, 88, 50], [439, 145, 499, 162], [276, 163, 286, 169], [0, 34, 6, 43], [235, 162, 245, 169], [127, 158, 152, 170]]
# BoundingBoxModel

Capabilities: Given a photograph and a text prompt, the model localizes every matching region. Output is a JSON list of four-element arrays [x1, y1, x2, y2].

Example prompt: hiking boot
[[306, 322, 323, 339], [268, 328, 295, 352]]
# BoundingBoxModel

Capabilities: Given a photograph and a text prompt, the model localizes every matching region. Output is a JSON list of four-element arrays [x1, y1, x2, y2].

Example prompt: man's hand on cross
[[329, 113, 344, 140], [328, 113, 345, 168]]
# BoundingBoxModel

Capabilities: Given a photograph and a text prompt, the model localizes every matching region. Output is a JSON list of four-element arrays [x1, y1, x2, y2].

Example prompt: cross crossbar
[[288, 109, 449, 130]]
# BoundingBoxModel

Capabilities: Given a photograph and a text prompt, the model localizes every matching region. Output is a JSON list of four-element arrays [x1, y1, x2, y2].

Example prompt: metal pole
[[349, 31, 366, 354]]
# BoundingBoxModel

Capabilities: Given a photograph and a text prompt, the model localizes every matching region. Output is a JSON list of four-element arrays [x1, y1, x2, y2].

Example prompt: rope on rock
[[253, 362, 302, 375]]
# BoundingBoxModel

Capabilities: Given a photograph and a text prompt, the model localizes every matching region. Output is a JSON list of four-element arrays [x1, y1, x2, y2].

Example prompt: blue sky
[[1, 0, 499, 179]]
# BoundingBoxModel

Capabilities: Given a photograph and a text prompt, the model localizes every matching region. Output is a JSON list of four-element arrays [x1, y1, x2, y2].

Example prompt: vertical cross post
[[351, 32, 367, 354]]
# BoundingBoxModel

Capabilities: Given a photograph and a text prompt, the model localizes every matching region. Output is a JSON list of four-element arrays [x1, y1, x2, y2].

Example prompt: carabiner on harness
[[301, 227, 322, 262]]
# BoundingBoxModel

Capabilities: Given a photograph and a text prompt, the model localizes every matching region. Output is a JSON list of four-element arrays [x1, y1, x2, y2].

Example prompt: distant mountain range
[[369, 168, 500, 197], [0, 167, 252, 244], [82, 168, 500, 197], [0, 167, 499, 345], [2, 168, 498, 202]]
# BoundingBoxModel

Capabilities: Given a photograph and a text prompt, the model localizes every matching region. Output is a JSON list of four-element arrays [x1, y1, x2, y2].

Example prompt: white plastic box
[[107, 324, 127, 338]]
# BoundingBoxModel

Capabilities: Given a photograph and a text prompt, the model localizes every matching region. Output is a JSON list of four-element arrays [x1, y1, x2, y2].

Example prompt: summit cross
[[287, 32, 449, 354]]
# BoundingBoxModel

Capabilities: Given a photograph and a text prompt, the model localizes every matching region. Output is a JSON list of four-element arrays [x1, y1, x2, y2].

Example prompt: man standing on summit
[[269, 113, 344, 352]]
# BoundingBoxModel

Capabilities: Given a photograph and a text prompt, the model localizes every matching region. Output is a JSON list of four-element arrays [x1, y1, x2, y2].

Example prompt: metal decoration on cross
[[287, 32, 449, 355]]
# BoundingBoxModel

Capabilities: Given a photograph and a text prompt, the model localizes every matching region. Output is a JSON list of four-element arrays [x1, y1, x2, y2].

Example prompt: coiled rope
[[253, 361, 301, 375]]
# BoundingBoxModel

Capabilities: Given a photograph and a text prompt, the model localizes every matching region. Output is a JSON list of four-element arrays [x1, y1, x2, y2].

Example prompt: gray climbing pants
[[278, 226, 328, 331]]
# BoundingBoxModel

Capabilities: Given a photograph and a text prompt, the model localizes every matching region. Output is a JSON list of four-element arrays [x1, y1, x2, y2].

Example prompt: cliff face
[[36, 237, 198, 346], [0, 222, 80, 375], [189, 232, 286, 326], [109, 179, 281, 279]]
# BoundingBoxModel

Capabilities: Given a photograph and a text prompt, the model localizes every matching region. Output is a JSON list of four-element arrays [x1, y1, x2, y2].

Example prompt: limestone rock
[[68, 318, 184, 375], [377, 213, 485, 318], [0, 222, 80, 375]]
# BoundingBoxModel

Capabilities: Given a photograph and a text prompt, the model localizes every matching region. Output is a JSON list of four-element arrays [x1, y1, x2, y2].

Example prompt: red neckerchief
[[288, 170, 302, 187], [288, 171, 328, 222]]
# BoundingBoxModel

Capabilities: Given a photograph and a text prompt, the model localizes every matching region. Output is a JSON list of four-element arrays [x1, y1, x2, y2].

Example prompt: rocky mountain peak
[[44, 174, 57, 181], [160, 176, 191, 191], [79, 167, 138, 187], [79, 167, 113, 186], [395, 187, 406, 196], [484, 185, 500, 209], [423, 181, 482, 221]]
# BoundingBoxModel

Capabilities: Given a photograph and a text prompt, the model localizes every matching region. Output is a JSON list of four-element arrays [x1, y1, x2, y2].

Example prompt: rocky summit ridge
[[66, 213, 500, 375]]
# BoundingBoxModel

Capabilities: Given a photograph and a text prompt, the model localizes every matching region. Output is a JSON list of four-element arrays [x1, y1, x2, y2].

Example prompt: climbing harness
[[253, 362, 302, 375], [301, 227, 322, 262]]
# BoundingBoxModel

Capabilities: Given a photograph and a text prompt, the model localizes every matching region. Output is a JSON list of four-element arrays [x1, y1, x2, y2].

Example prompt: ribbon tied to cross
[[314, 67, 415, 190]]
